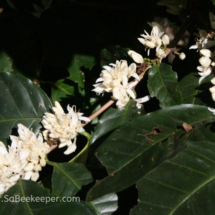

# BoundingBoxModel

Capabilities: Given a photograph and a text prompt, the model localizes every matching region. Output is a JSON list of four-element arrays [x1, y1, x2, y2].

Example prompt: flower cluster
[[42, 101, 90, 155], [138, 22, 169, 60], [128, 22, 184, 62], [93, 60, 150, 109], [189, 13, 215, 84], [197, 49, 215, 83], [0, 124, 50, 195], [190, 29, 214, 51]]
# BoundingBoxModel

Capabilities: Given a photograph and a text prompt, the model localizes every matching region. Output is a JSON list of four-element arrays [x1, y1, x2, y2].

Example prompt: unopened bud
[[200, 49, 212, 58], [128, 50, 144, 64], [199, 57, 211, 67], [162, 34, 170, 45], [211, 77, 215, 85], [209, 86, 215, 94], [211, 62, 215, 67], [179, 52, 186, 60], [156, 49, 166, 59]]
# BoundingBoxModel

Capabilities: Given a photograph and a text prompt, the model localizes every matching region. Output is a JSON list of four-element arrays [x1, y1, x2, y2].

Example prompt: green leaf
[[89, 193, 118, 215], [50, 79, 75, 103], [68, 54, 96, 88], [0, 52, 13, 73], [0, 72, 52, 137], [147, 63, 182, 108], [177, 73, 213, 106], [0, 180, 98, 215], [91, 101, 146, 144], [100, 46, 129, 67], [211, 0, 215, 5], [131, 141, 215, 215], [87, 105, 214, 200], [48, 161, 93, 197], [189, 122, 215, 142]]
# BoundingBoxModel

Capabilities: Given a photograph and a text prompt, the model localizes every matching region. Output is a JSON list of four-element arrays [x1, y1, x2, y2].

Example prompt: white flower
[[128, 50, 144, 64], [209, 12, 215, 29], [156, 49, 166, 59], [211, 77, 215, 85], [138, 22, 164, 55], [199, 57, 211, 67], [197, 67, 211, 83], [162, 34, 170, 45], [93, 60, 140, 95], [209, 86, 215, 94], [42, 101, 90, 155], [112, 87, 130, 109], [200, 49, 212, 58], [179, 52, 186, 60], [112, 76, 137, 109], [189, 29, 214, 51], [0, 142, 26, 195], [135, 96, 150, 109], [10, 124, 50, 181]]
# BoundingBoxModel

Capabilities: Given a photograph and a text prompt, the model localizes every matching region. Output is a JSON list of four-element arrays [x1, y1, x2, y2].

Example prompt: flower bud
[[211, 77, 215, 85], [156, 49, 166, 59], [200, 49, 212, 58], [179, 52, 186, 60], [162, 34, 170, 45], [128, 50, 144, 64], [209, 86, 215, 94], [199, 57, 211, 67], [211, 62, 215, 67]]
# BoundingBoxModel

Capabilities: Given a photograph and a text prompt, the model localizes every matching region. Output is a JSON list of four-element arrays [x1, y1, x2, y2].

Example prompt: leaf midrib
[[52, 163, 81, 191], [0, 118, 40, 123], [19, 180, 34, 215], [111, 115, 214, 174], [170, 172, 215, 214], [157, 65, 177, 104]]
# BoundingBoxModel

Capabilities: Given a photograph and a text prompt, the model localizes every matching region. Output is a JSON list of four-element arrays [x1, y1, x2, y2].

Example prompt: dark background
[[0, 0, 214, 214]]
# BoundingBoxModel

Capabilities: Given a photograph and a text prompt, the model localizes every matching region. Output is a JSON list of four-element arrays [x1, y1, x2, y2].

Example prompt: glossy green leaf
[[0, 72, 52, 137], [0, 180, 98, 215], [50, 79, 75, 103], [177, 72, 213, 106], [49, 161, 93, 197], [87, 105, 215, 200], [131, 141, 215, 215], [147, 63, 182, 108], [91, 101, 145, 144], [189, 122, 215, 142], [0, 52, 13, 73], [90, 193, 118, 215], [100, 46, 129, 67], [68, 54, 96, 88]]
